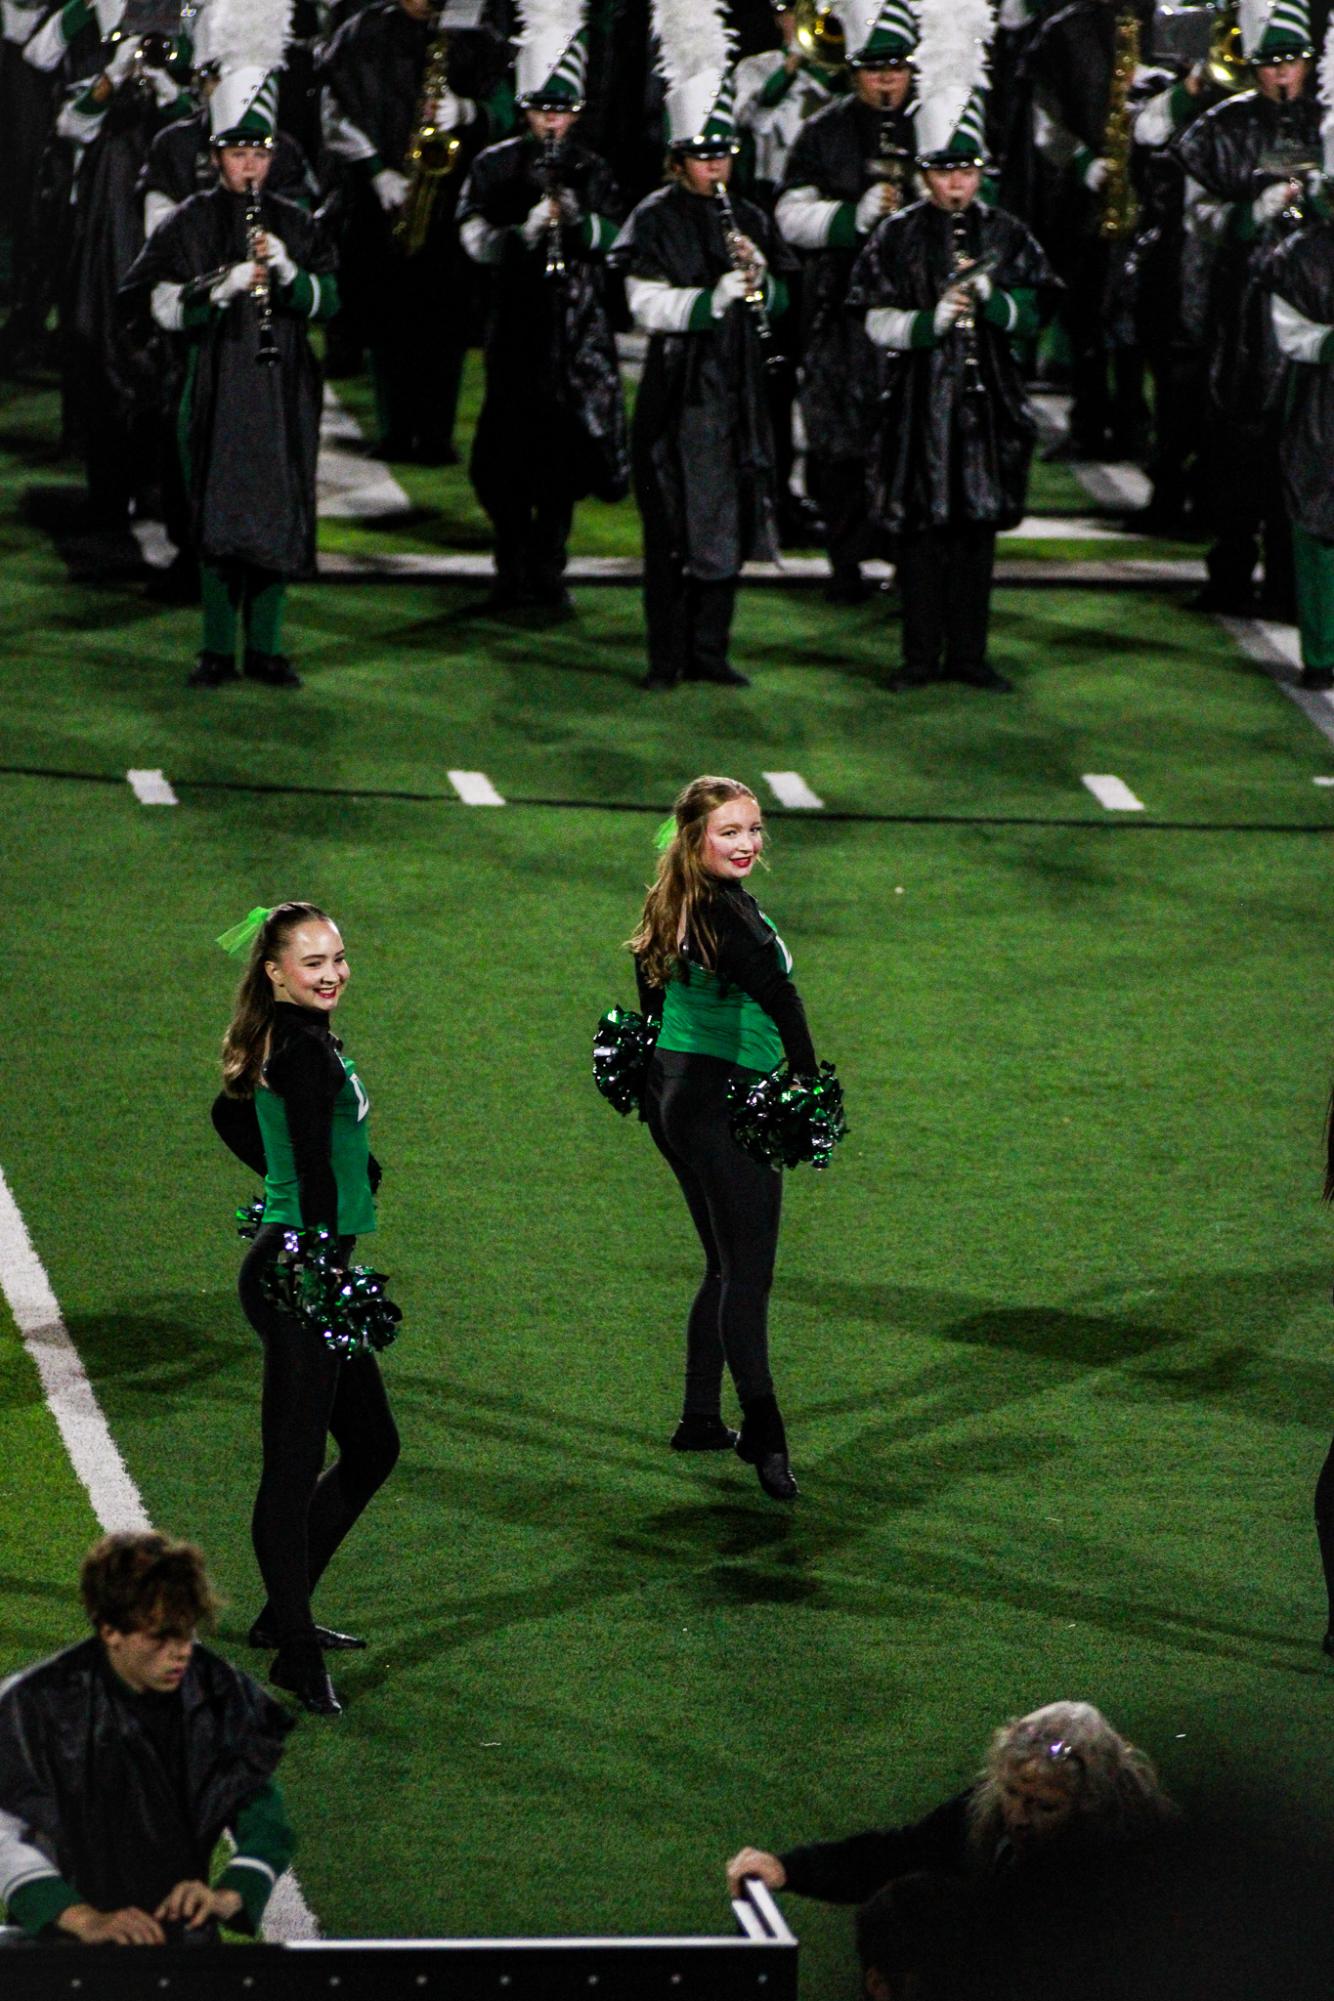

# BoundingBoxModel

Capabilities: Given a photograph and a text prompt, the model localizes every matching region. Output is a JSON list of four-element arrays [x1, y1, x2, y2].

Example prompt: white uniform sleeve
[[775, 183, 842, 250], [1272, 291, 1333, 363], [143, 187, 178, 236], [1184, 173, 1233, 245], [321, 90, 378, 166], [459, 212, 507, 265], [625, 274, 705, 334], [150, 280, 186, 330], [866, 305, 921, 349], [0, 1807, 62, 1910], [1133, 84, 1178, 149]]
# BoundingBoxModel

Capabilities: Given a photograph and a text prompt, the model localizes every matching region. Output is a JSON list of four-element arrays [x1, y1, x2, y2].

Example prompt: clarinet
[[713, 183, 780, 371], [949, 210, 986, 401], [542, 132, 567, 282], [246, 174, 279, 367]]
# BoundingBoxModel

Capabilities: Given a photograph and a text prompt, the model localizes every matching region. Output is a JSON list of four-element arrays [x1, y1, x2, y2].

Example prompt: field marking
[[763, 770, 825, 811], [1220, 617, 1334, 748], [317, 387, 412, 521], [0, 1164, 320, 1943], [1314, 777, 1334, 788], [317, 551, 1204, 586], [1082, 774, 1145, 813], [126, 768, 178, 806], [447, 769, 505, 806]]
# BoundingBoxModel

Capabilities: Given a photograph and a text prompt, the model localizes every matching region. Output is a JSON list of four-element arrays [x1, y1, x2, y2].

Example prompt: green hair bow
[[215, 906, 273, 957], [653, 814, 677, 852]]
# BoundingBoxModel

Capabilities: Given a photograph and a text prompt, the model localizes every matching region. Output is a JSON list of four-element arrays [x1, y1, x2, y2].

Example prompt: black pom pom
[[729, 1062, 848, 1172], [593, 1007, 658, 1118]]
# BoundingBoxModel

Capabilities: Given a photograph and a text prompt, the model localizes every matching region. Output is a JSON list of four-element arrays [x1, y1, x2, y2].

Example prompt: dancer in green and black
[[629, 776, 820, 1501], [212, 902, 399, 1718]]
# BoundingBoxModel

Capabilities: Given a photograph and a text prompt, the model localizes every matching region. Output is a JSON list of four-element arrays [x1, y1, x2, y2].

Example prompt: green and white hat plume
[[838, 0, 918, 67], [206, 0, 291, 141], [1238, 0, 1313, 61], [516, 0, 589, 107], [912, 0, 992, 164], [654, 0, 737, 153]]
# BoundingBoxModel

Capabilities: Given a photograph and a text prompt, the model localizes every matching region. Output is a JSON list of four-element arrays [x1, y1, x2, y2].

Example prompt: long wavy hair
[[966, 1701, 1176, 1856], [220, 900, 332, 1098], [626, 776, 761, 988]]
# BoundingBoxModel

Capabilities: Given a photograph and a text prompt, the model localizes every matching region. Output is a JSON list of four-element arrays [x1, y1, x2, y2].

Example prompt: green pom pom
[[235, 1196, 266, 1241], [259, 1229, 403, 1360], [593, 1007, 658, 1117], [729, 1061, 848, 1172]]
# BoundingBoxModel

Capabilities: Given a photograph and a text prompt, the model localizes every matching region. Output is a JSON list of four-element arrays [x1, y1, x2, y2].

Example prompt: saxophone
[[1098, 9, 1141, 241], [394, 16, 462, 257], [713, 182, 780, 370]]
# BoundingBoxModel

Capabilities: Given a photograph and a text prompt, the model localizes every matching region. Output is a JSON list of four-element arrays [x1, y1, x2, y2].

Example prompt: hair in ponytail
[[220, 900, 332, 1098], [626, 776, 760, 988]]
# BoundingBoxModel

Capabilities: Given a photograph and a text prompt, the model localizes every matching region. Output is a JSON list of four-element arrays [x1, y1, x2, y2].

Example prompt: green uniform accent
[[7, 1874, 80, 1936], [656, 917, 790, 1072], [215, 1779, 297, 1931], [1292, 521, 1334, 671], [255, 1055, 376, 1235]]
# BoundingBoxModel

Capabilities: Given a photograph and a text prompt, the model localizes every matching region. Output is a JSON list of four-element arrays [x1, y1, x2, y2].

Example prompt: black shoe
[[824, 570, 871, 606], [187, 650, 238, 688], [953, 661, 1013, 692], [688, 663, 751, 687], [249, 1619, 367, 1652], [1189, 584, 1257, 616], [530, 585, 576, 622], [751, 1449, 799, 1500], [1301, 666, 1334, 691], [736, 1394, 797, 1499], [884, 662, 934, 691], [244, 649, 302, 689], [639, 670, 677, 691], [670, 1414, 741, 1452], [270, 1644, 342, 1716]]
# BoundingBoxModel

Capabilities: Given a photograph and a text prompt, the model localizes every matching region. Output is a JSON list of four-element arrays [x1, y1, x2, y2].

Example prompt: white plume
[[652, 0, 732, 95], [204, 0, 290, 74], [912, 0, 992, 104], [517, 0, 582, 50]]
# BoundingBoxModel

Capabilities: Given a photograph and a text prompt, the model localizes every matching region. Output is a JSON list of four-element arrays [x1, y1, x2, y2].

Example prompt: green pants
[[201, 564, 286, 659], [1292, 522, 1334, 673]]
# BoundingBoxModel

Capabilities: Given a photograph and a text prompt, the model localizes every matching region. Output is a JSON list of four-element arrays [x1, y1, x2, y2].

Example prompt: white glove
[[430, 87, 474, 129], [102, 34, 138, 85], [521, 197, 550, 246], [855, 183, 888, 233], [149, 64, 180, 106], [933, 290, 965, 336], [1252, 179, 1292, 224], [710, 268, 751, 316], [968, 270, 992, 302], [210, 261, 255, 306], [263, 232, 297, 285], [1082, 154, 1109, 193], [373, 166, 409, 211]]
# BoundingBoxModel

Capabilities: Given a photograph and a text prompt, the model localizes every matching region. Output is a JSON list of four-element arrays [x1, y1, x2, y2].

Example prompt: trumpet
[[713, 182, 780, 371], [246, 174, 279, 366]]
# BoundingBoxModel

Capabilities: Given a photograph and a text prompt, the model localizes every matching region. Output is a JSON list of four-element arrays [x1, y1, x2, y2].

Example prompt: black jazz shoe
[[736, 1395, 799, 1500], [270, 1644, 342, 1717], [187, 649, 238, 688], [244, 649, 303, 688], [670, 1415, 741, 1452], [250, 1619, 366, 1652]]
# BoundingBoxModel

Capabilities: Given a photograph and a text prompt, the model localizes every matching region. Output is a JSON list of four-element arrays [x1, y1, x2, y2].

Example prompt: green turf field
[[3, 361, 1334, 1993]]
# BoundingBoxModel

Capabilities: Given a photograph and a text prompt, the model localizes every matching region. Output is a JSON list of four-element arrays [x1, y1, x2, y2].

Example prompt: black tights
[[1315, 1443, 1334, 1629], [239, 1226, 400, 1646], [644, 1051, 782, 1415]]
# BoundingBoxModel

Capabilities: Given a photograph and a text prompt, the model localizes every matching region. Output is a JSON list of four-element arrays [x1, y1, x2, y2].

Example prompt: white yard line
[[1220, 616, 1334, 749], [318, 551, 1205, 586], [0, 1165, 320, 1943], [318, 387, 413, 521], [126, 768, 178, 806], [1082, 774, 1146, 813], [1071, 461, 1152, 512], [762, 770, 824, 810], [446, 769, 505, 806]]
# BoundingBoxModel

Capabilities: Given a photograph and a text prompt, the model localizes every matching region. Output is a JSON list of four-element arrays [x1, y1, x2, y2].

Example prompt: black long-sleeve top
[[635, 880, 817, 1076], [211, 1005, 380, 1230]]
